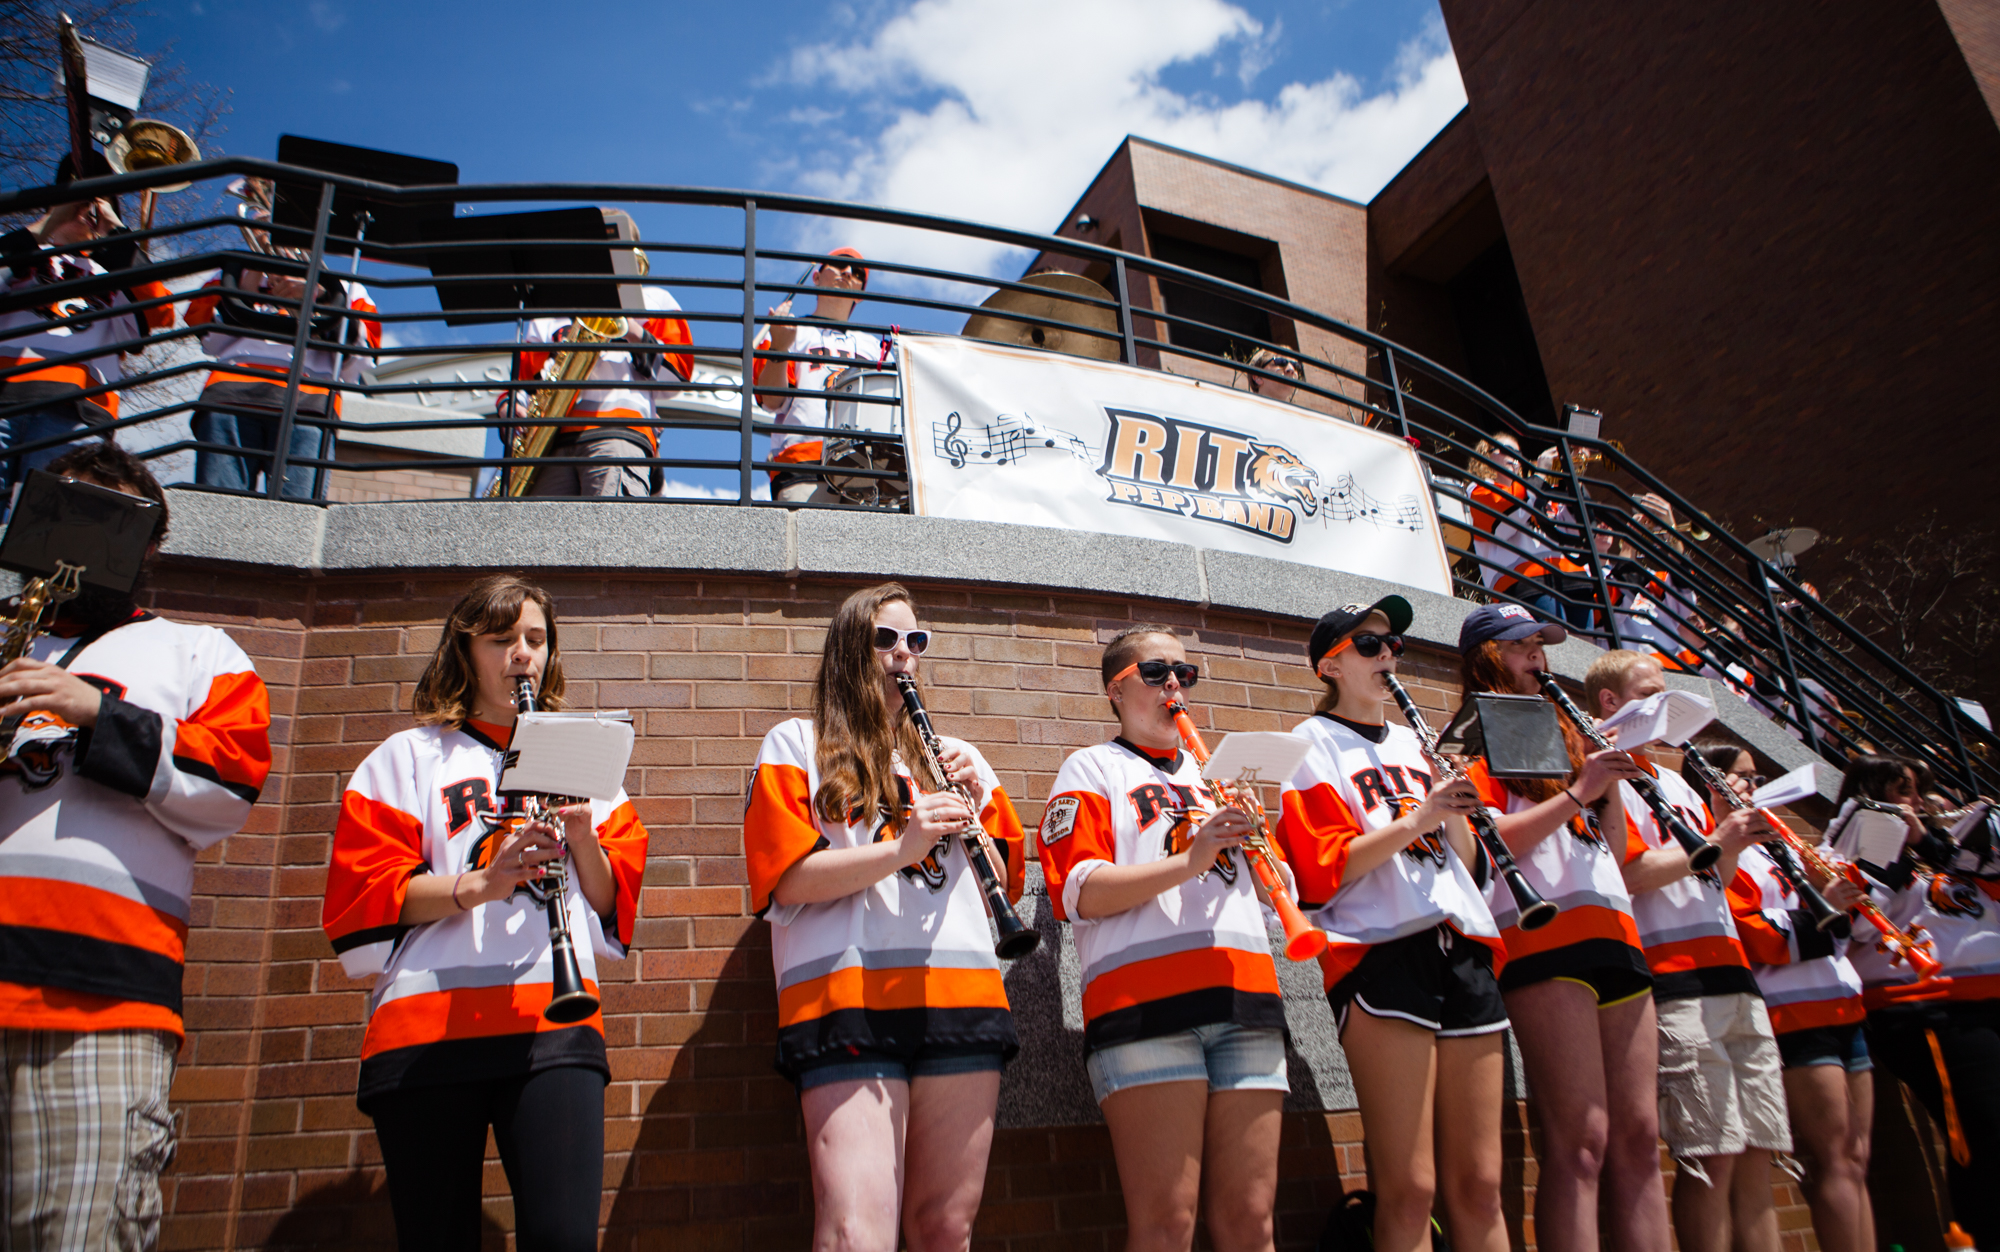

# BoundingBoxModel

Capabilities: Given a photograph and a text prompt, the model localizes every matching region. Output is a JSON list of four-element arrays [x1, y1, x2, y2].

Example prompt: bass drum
[[821, 367, 907, 507]]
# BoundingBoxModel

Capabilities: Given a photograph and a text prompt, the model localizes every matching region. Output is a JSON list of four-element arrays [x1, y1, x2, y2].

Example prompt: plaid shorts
[[2, 1028, 179, 1251]]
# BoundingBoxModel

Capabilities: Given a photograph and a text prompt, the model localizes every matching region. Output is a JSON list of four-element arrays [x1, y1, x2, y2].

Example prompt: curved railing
[[2, 157, 1993, 795]]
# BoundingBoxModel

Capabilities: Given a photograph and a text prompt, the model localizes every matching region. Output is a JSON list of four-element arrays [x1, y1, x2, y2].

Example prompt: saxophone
[[1, 562, 85, 755], [490, 317, 627, 497]]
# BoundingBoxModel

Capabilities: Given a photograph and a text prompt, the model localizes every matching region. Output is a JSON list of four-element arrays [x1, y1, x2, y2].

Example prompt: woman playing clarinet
[[1452, 604, 1662, 1252], [1037, 625, 1288, 1252], [1272, 598, 1509, 1252], [742, 582, 1027, 1252], [321, 575, 648, 1250]]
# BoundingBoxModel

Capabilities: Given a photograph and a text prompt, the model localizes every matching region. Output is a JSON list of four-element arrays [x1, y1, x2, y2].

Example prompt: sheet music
[[1752, 763, 1819, 809], [1201, 732, 1312, 783], [498, 712, 636, 801], [1597, 689, 1715, 750]]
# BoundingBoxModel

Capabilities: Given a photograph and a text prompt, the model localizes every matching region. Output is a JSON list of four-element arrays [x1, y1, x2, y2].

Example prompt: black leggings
[[1868, 1001, 2000, 1250], [369, 1065, 607, 1252]]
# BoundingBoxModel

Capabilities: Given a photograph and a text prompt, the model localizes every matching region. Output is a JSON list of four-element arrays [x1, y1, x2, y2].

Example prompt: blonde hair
[[1583, 649, 1654, 719]]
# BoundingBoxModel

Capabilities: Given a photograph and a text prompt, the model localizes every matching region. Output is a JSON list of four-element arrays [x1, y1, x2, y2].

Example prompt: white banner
[[899, 336, 1452, 594]]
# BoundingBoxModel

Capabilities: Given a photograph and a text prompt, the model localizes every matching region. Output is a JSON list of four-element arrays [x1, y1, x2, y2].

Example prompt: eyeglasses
[[1111, 659, 1200, 689], [873, 626, 931, 654], [1731, 773, 1769, 789], [1327, 633, 1405, 660]]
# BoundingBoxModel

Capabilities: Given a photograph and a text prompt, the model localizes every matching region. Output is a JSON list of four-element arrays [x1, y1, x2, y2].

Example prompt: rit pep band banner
[[899, 336, 1454, 595]]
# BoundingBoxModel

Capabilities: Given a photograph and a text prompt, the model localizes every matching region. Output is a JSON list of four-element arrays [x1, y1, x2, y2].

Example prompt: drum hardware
[[819, 366, 907, 507], [962, 272, 1120, 362]]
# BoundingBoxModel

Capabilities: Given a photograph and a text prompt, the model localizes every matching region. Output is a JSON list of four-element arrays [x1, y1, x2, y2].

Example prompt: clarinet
[[893, 674, 1042, 960], [1677, 743, 1849, 937], [1384, 677, 1559, 931], [1164, 702, 1329, 960], [1531, 670, 1722, 873], [503, 676, 600, 1024]]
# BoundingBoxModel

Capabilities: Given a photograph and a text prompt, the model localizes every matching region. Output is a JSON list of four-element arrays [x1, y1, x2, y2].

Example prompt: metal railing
[[3, 157, 1993, 796]]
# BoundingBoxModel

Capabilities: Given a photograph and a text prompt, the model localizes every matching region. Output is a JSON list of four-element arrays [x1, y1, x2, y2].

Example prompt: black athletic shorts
[[1327, 924, 1510, 1037]]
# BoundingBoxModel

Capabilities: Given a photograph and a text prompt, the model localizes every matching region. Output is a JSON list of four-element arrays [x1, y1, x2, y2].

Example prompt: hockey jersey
[[1827, 799, 2000, 1006], [323, 721, 648, 1103], [1039, 738, 1285, 1053], [0, 613, 270, 1038], [743, 718, 1025, 1080], [184, 275, 381, 416], [0, 249, 174, 422], [513, 287, 695, 454], [1726, 844, 1864, 1033], [1274, 713, 1503, 992], [1465, 759, 1647, 988], [1468, 475, 1586, 595], [1619, 764, 1756, 1000], [751, 320, 894, 464]]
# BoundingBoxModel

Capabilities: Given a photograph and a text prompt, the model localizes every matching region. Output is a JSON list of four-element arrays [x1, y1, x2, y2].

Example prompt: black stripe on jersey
[[171, 754, 261, 804], [73, 696, 162, 799], [1082, 987, 1288, 1054], [0, 924, 183, 1011], [1651, 964, 1762, 1003], [357, 1026, 609, 1107], [774, 1006, 1019, 1083], [329, 922, 410, 956], [1496, 938, 1653, 997]]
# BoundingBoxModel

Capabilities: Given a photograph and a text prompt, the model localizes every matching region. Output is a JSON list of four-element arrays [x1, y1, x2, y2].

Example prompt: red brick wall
[[139, 562, 1816, 1250]]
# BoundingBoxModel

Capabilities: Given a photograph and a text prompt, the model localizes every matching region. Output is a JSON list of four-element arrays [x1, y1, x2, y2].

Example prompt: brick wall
[[325, 444, 478, 504], [139, 562, 1816, 1250]]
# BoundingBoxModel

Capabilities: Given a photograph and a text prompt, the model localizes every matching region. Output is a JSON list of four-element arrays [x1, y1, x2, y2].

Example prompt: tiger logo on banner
[[1097, 408, 1321, 544]]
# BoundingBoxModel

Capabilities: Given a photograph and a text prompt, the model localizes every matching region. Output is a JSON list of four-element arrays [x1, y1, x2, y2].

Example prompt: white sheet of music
[[1201, 732, 1311, 784], [498, 712, 635, 801], [1597, 689, 1715, 750]]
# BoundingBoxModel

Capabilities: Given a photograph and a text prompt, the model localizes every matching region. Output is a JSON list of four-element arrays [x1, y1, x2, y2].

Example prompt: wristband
[[1564, 788, 1584, 812], [451, 872, 469, 911]]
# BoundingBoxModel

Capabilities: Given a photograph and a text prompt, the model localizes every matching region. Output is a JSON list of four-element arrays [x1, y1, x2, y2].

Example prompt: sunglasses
[[1327, 633, 1405, 660], [1111, 659, 1200, 689], [1730, 773, 1769, 789], [873, 626, 931, 654]]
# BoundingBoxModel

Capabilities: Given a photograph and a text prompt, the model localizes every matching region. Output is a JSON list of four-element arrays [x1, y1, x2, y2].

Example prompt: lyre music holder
[[271, 135, 458, 261], [1437, 693, 1572, 779], [0, 471, 161, 596], [421, 207, 640, 327]]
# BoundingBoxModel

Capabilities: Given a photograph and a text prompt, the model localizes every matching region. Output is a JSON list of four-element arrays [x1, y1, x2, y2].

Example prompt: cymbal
[[962, 271, 1120, 361], [1748, 527, 1820, 561]]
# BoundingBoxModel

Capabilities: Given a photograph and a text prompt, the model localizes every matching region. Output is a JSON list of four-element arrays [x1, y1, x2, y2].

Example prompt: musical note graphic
[[940, 411, 971, 468], [1323, 474, 1426, 532], [930, 412, 1092, 468]]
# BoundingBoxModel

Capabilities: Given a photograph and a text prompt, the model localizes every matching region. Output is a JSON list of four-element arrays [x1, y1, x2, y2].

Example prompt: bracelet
[[450, 872, 469, 911], [1564, 788, 1584, 812]]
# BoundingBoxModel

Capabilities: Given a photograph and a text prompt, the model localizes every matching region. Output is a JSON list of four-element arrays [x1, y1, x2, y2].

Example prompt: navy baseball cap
[[1459, 602, 1566, 651], [1308, 596, 1414, 668]]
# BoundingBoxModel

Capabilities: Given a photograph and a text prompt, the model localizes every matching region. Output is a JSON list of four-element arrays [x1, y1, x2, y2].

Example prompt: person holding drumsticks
[[1038, 625, 1288, 1252], [742, 582, 1027, 1252], [751, 247, 892, 502]]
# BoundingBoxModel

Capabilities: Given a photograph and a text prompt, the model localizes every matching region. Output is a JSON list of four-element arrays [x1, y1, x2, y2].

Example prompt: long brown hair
[[413, 575, 567, 727], [1458, 639, 1589, 803], [812, 582, 928, 825]]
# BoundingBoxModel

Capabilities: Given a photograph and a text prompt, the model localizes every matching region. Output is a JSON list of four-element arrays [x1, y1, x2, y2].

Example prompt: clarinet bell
[[994, 919, 1042, 961], [1513, 883, 1560, 931], [544, 930, 600, 1024]]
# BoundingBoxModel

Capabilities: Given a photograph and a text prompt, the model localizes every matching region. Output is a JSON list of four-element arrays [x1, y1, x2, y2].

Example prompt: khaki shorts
[[1656, 992, 1792, 1159]]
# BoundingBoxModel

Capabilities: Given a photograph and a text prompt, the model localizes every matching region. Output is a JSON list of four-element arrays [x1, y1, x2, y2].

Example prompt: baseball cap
[[1459, 602, 1566, 651], [825, 247, 868, 288], [1308, 596, 1414, 668]]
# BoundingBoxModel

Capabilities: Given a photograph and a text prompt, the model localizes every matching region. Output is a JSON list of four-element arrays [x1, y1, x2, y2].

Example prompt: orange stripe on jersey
[[1037, 790, 1116, 922], [744, 760, 822, 914], [778, 965, 1009, 1027], [595, 800, 649, 949], [1275, 783, 1360, 906], [361, 980, 604, 1057], [1081, 947, 1281, 1024], [1643, 933, 1750, 977], [0, 879, 186, 962], [982, 786, 1028, 905], [1770, 995, 1865, 1035], [0, 363, 118, 417], [203, 365, 338, 398], [0, 980, 186, 1038], [770, 441, 824, 464], [1502, 902, 1642, 964], [323, 791, 425, 951], [650, 315, 694, 381], [1727, 873, 1798, 966], [172, 669, 273, 800]]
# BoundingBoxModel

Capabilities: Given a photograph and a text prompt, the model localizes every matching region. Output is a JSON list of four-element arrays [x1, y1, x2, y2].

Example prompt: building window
[[1145, 219, 1284, 363]]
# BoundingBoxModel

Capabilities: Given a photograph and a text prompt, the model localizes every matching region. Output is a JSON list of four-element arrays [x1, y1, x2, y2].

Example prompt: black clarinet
[[1678, 744, 1850, 937], [1385, 675, 1558, 931], [1532, 670, 1722, 873], [504, 676, 600, 1024], [894, 674, 1042, 960]]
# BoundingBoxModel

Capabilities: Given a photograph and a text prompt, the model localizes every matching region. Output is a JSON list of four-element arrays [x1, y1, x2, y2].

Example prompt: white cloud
[[308, 2, 345, 31], [770, 0, 1465, 282]]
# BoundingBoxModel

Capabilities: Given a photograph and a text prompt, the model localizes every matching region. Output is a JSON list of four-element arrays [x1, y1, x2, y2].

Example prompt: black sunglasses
[[1116, 659, 1200, 689], [873, 626, 931, 654], [1333, 633, 1405, 659]]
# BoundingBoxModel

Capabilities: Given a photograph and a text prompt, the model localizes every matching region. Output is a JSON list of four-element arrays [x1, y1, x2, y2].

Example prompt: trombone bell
[[106, 120, 201, 193]]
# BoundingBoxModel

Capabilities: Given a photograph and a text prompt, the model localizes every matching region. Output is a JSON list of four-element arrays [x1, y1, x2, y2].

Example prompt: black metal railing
[[3, 157, 1992, 796]]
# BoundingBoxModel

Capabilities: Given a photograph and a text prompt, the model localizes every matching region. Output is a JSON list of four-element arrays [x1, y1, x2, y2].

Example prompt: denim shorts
[[794, 1043, 1005, 1091], [1085, 1022, 1289, 1104], [1776, 1021, 1872, 1073]]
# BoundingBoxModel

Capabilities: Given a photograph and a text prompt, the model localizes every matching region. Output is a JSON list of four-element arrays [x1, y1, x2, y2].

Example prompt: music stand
[[0, 472, 160, 595], [421, 207, 637, 327], [272, 135, 458, 261], [1437, 693, 1572, 779]]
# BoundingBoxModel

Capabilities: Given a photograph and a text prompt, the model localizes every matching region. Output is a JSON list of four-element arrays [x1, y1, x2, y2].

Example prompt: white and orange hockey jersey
[[513, 287, 695, 455], [1826, 799, 2000, 1007], [1465, 759, 1649, 989], [1467, 474, 1587, 595], [1274, 713, 1503, 992], [0, 252, 175, 422], [743, 717, 1026, 1080], [1727, 844, 1864, 1034], [751, 320, 893, 467], [323, 720, 647, 1103], [1039, 738, 1284, 1053], [0, 613, 271, 1038], [1619, 764, 1757, 1000], [184, 275, 381, 416]]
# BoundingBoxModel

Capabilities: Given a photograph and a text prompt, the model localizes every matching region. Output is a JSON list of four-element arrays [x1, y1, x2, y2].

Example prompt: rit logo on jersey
[[3, 675, 126, 792], [1927, 872, 1986, 920], [1131, 782, 1239, 885], [1351, 766, 1446, 868], [868, 777, 950, 892]]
